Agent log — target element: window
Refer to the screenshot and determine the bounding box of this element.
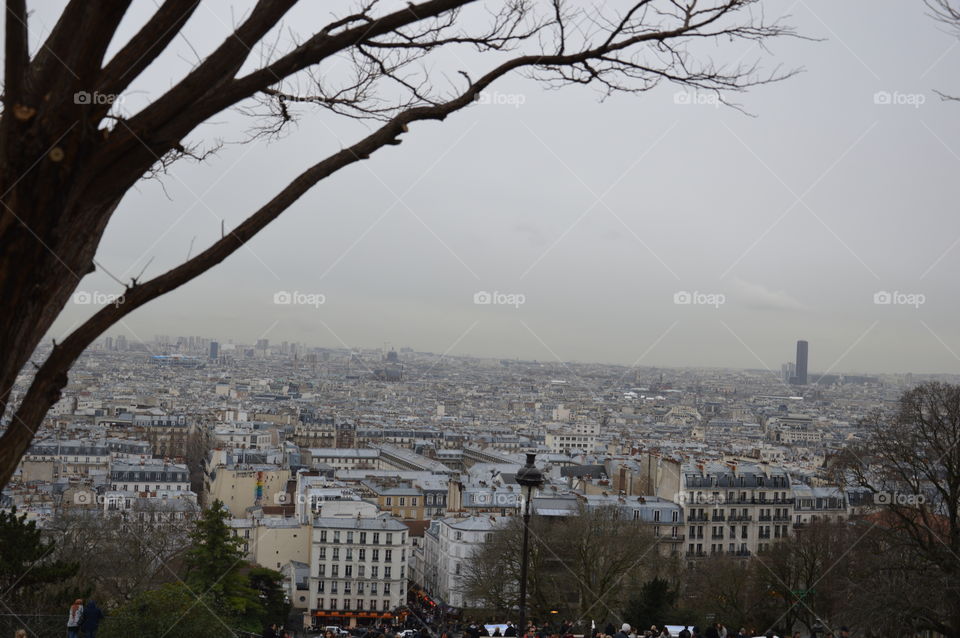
[455,531,462,541]
[331,582,338,593]
[332,565,339,577]
[399,497,405,506]
[359,565,365,578]
[386,533,393,544]
[357,600,364,611]
[319,565,326,577]
[345,565,353,577]
[357,582,364,594]
[319,547,326,559]
[372,549,379,561]
[370,583,377,595]
[373,533,380,544]
[333,548,339,560]
[386,497,392,506]
[318,581,325,592]
[455,562,461,575]
[346,548,353,561]
[359,549,366,560]
[412,497,418,506]
[333,531,340,544]
[330,599,337,610]
[360,532,366,543]
[654,510,661,522]
[384,583,391,595]
[385,550,392,562]
[382,600,390,611]
[672,510,679,522]
[347,531,354,544]
[384,567,391,579]
[371,566,379,578]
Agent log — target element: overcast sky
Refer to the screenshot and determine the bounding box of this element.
[38,1,960,375]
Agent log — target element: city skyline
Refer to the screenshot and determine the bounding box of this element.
[37,0,960,377]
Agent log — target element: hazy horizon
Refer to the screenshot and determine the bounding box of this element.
[39,0,960,377]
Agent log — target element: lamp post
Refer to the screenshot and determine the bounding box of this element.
[516,452,544,636]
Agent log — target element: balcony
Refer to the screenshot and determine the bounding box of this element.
[758,515,771,522]
[688,513,709,522]
[711,514,726,522]
[685,551,707,558]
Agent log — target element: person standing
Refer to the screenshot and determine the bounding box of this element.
[67,599,84,638]
[615,624,632,638]
[80,600,104,638]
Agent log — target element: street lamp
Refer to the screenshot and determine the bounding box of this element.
[516,452,545,636]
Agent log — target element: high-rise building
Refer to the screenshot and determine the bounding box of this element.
[794,340,808,385]
[209,341,219,360]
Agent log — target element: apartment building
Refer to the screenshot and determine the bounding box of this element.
[307,515,409,627]
[680,461,793,558]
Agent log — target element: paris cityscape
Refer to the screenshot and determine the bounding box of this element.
[1,2,959,638]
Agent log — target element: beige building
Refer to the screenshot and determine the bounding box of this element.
[206,452,291,515]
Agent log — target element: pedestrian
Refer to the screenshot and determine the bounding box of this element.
[67,599,84,638]
[494,629,502,637]
[605,624,617,637]
[718,626,727,638]
[80,600,104,638]
[505,623,517,637]
[615,624,631,638]
[660,627,671,638]
[705,625,719,638]
[16,630,27,638]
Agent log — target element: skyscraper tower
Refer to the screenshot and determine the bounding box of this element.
[795,340,808,385]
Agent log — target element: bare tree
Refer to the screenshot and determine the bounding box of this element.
[0,0,799,488]
[840,382,960,638]
[927,0,960,100]
[461,505,661,623]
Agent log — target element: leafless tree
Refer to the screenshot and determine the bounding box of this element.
[0,0,799,488]
[47,504,195,606]
[461,505,662,622]
[926,0,960,99]
[840,382,960,638]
